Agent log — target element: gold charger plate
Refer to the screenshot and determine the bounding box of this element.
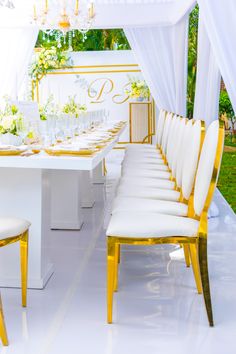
[44,148,98,157]
[0,149,26,156]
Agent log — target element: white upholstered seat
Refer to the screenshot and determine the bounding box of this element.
[122,163,169,172]
[117,185,180,201]
[126,144,158,152]
[122,157,165,166]
[112,197,188,216]
[119,177,175,190]
[0,217,31,239]
[106,211,199,238]
[122,169,171,179]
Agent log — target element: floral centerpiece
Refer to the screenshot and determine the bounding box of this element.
[30,47,71,83]
[125,78,150,101]
[0,98,25,145]
[62,95,87,118]
[39,94,60,120]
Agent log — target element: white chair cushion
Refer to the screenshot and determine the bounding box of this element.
[125,150,162,157]
[0,217,30,239]
[106,211,199,238]
[126,144,158,151]
[119,177,175,190]
[122,163,169,172]
[112,197,188,216]
[122,157,165,166]
[122,169,171,180]
[116,185,180,201]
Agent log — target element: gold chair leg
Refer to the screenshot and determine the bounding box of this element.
[103,159,107,176]
[107,238,115,324]
[189,243,202,294]
[117,244,121,264]
[198,238,214,326]
[20,230,29,308]
[114,244,119,292]
[183,244,191,267]
[0,296,8,346]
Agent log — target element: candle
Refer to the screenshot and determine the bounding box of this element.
[33,4,37,20]
[75,0,79,16]
[44,0,48,14]
[88,2,94,19]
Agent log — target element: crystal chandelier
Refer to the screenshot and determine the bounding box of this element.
[33,0,95,42]
[0,0,15,8]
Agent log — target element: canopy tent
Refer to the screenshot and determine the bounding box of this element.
[0,0,236,124]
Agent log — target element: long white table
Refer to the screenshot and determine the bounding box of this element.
[0,124,126,289]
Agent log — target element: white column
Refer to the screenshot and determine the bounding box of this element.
[0,168,53,289]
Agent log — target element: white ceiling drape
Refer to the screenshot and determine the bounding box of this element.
[198,0,236,113]
[193,14,221,126]
[125,15,189,116]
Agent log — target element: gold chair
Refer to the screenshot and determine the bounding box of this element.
[0,219,30,346]
[106,120,224,326]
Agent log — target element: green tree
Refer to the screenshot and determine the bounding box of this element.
[187,5,199,118]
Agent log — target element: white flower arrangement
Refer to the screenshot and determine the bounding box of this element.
[0,98,24,136]
[30,47,70,83]
[39,94,60,120]
[62,95,87,118]
[125,77,150,100]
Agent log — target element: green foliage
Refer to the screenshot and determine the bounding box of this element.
[219,91,234,118]
[36,29,130,52]
[187,5,199,118]
[218,151,236,212]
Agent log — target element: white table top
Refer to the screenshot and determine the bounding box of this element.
[0,124,126,171]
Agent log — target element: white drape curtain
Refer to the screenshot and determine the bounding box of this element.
[0,27,38,103]
[193,14,221,126]
[198,0,236,113]
[125,15,189,116]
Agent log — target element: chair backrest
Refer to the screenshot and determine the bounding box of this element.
[166,115,180,166]
[181,120,205,200]
[171,118,187,176]
[193,120,225,217]
[161,113,173,155]
[157,110,166,146]
[176,120,193,188]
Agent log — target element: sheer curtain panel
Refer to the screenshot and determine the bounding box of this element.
[193,15,221,126]
[0,27,38,103]
[125,16,189,116]
[198,0,236,113]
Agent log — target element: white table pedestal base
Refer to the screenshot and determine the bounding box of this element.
[80,171,95,208]
[50,171,84,230]
[93,161,105,184]
[0,168,53,289]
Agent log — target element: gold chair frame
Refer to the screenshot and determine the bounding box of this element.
[107,121,224,326]
[0,230,29,346]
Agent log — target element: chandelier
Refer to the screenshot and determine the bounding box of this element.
[0,0,15,8]
[33,1,95,42]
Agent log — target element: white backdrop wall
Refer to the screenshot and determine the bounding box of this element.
[37,50,146,141]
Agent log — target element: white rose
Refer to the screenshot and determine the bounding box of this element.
[1,116,14,130]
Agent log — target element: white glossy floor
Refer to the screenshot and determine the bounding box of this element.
[1,150,236,354]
